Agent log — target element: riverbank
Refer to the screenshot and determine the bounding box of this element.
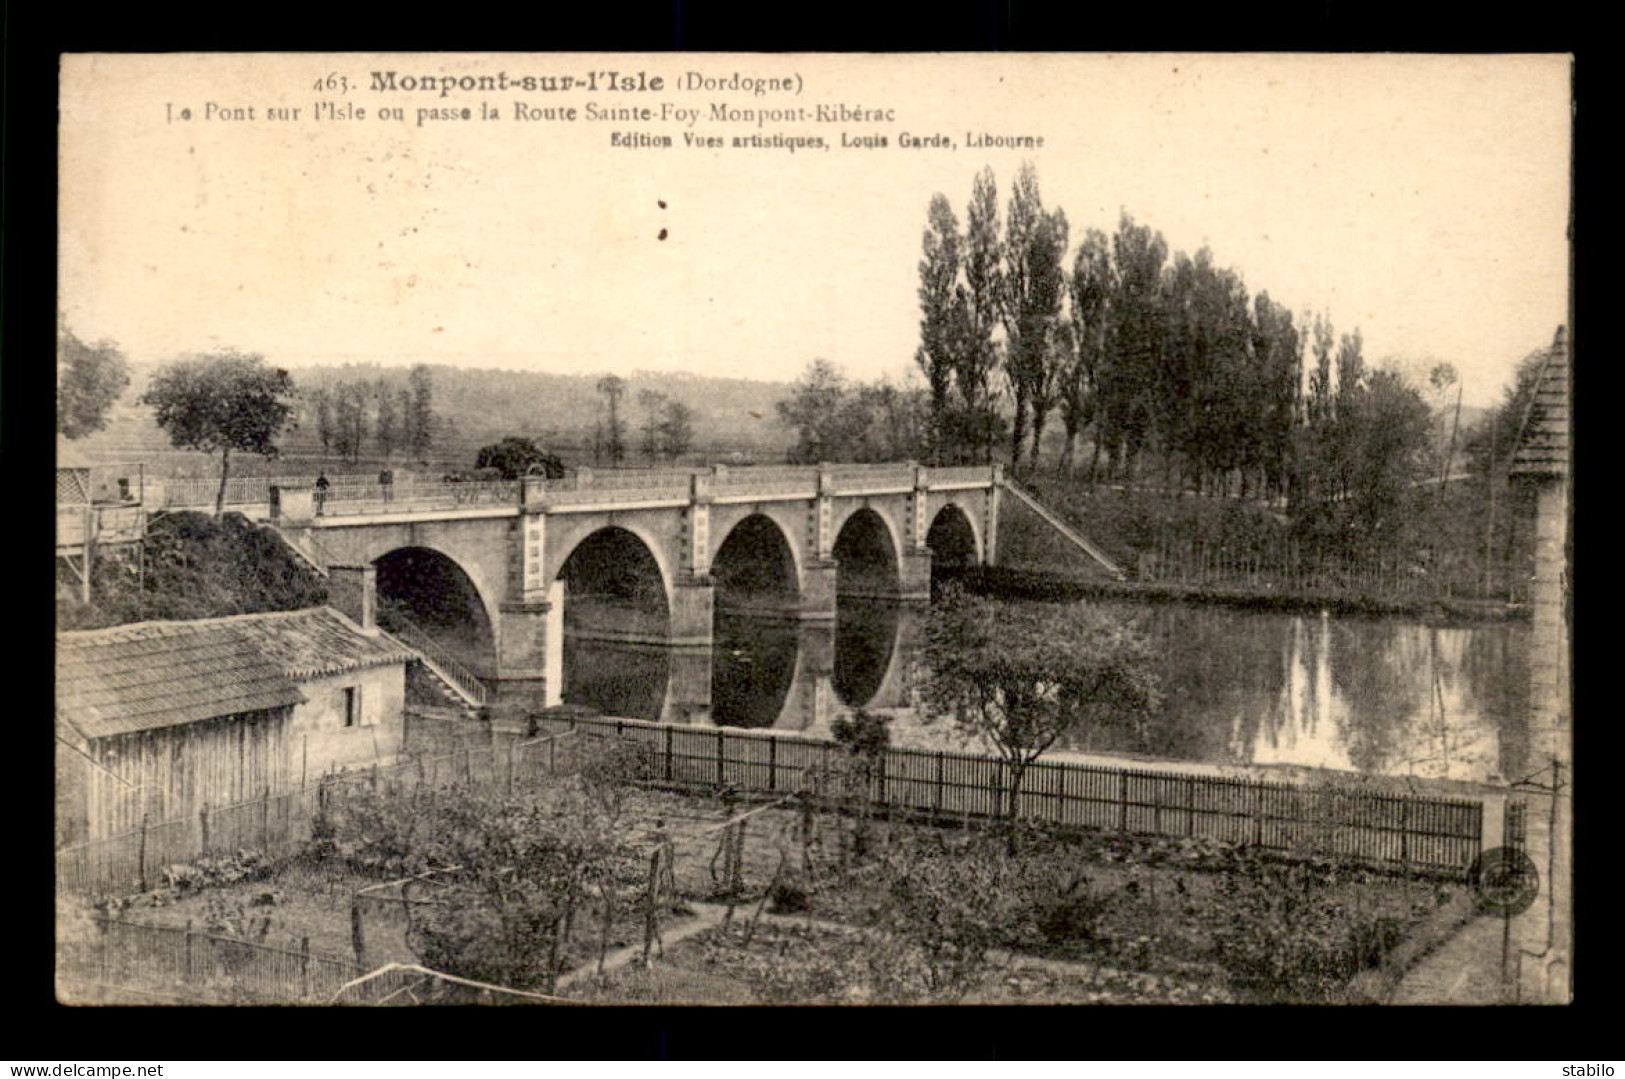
[955,565,1524,625]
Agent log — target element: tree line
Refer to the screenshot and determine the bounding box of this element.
[306,366,437,464]
[908,162,1350,499]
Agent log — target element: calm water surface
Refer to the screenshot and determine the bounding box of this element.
[562,597,1530,785]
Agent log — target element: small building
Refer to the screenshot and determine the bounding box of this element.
[56,579,414,845]
[56,438,145,507]
[1506,323,1572,1005]
[56,440,147,603]
[1509,325,1571,762]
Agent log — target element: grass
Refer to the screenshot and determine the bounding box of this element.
[991,477,1521,622]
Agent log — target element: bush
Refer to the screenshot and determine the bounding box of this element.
[1209,862,1376,1003]
[767,877,811,915]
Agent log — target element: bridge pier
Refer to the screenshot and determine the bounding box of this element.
[800,558,839,619]
[670,578,715,646]
[492,583,564,719]
[662,647,714,725]
[898,550,933,601]
[775,621,836,731]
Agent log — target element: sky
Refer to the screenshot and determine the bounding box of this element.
[59,53,1572,407]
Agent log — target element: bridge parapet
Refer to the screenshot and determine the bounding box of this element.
[541,481,692,508]
[556,468,696,492]
[713,472,818,498]
[923,465,998,487]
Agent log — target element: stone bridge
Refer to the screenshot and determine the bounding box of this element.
[268,463,1005,717]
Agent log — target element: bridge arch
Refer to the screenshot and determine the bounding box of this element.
[712,513,802,614]
[832,505,902,598]
[553,525,672,640]
[926,503,982,571]
[372,545,500,677]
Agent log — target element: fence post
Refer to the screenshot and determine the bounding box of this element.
[185,919,194,979]
[1400,797,1411,866]
[199,803,211,854]
[934,751,945,815]
[262,783,272,850]
[768,737,777,793]
[642,847,662,964]
[350,901,366,965]
[716,728,726,788]
[1186,778,1196,837]
[665,725,674,782]
[732,819,748,895]
[137,810,149,893]
[1253,781,1265,847]
[1118,773,1128,832]
[299,936,311,1001]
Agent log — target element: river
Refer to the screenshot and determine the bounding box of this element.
[561,596,1530,786]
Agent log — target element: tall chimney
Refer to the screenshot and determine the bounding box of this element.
[327,564,377,632]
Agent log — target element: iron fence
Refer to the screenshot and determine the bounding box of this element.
[531,714,1486,877]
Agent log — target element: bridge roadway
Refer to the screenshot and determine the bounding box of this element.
[219,463,1007,718]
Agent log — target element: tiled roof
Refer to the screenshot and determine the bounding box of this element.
[56,608,415,738]
[231,608,417,680]
[1511,328,1570,478]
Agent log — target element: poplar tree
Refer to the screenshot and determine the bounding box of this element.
[1062,229,1113,478]
[958,168,1004,464]
[916,193,962,463]
[1000,164,1068,471]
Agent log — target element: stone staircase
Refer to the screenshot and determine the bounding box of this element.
[406,662,485,724]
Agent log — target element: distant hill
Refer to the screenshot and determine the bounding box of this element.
[62,362,799,476]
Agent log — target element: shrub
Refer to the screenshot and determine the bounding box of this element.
[767,876,811,915]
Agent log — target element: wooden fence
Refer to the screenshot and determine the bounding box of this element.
[531,714,1485,877]
[56,915,434,1005]
[56,731,584,899]
[1132,534,1520,604]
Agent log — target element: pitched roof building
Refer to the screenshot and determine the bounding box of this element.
[1510,327,1571,478]
[56,608,413,738]
[1506,324,1572,1005]
[56,606,416,843]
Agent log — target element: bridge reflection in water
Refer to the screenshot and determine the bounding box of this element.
[559,598,922,733]
[563,595,1526,785]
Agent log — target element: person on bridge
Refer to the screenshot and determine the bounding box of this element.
[315,472,330,516]
[379,467,394,502]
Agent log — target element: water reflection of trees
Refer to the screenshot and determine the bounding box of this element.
[1045,600,1518,783]
[834,599,902,708]
[560,638,670,722]
[1070,601,1287,761]
[712,614,799,729]
[1326,620,1526,780]
[1327,618,1431,775]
